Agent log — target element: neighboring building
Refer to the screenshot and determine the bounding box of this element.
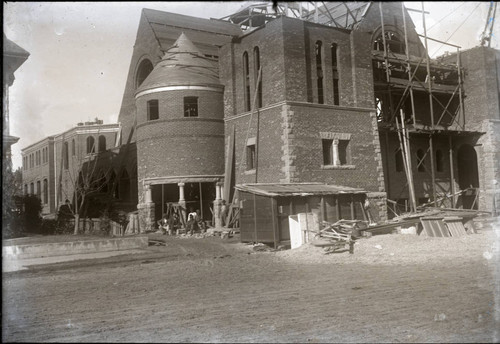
[3,34,29,166]
[3,35,29,233]
[21,119,121,217]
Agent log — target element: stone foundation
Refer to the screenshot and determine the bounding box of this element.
[367,191,388,223]
[137,202,155,232]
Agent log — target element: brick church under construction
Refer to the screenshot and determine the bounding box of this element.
[22,2,500,242]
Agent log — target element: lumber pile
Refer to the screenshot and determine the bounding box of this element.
[311,220,365,254]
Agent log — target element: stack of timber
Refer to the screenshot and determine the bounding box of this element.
[360,207,488,237]
[311,220,364,254]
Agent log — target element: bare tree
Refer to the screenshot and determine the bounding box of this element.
[59,132,112,234]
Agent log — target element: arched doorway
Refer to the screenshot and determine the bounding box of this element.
[457,144,479,209]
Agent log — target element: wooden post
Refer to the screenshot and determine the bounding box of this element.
[271,197,278,248]
[320,196,325,223]
[402,2,417,127]
[429,134,437,204]
[449,135,456,207]
[457,47,465,129]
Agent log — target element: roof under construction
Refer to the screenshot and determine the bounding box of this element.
[142,8,242,55]
[235,183,366,197]
[135,32,221,96]
[218,1,370,30]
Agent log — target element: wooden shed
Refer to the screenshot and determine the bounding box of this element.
[234,183,368,247]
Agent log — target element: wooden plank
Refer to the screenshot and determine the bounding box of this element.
[443,216,467,237]
[420,219,436,237]
[435,220,450,237]
[223,125,235,203]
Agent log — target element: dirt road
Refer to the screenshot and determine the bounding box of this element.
[2,229,499,343]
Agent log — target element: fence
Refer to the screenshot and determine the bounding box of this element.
[69,218,124,236]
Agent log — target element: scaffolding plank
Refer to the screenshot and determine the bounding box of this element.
[420,217,450,237]
[443,216,467,237]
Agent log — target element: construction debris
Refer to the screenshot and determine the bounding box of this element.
[359,206,489,238]
[311,220,364,254]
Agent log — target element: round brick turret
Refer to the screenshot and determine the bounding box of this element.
[135,32,225,184]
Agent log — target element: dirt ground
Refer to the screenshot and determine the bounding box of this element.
[2,220,500,343]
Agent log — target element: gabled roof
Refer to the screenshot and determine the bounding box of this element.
[135,32,221,95]
[235,183,366,197]
[142,8,242,54]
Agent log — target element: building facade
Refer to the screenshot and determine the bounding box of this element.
[21,119,121,217]
[113,2,499,230]
[22,2,500,231]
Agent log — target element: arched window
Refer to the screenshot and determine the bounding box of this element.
[24,184,28,195]
[395,148,404,172]
[315,40,324,104]
[43,179,48,204]
[63,142,69,170]
[30,182,34,194]
[331,43,339,105]
[373,31,405,54]
[71,139,75,156]
[98,135,106,152]
[253,47,262,108]
[36,180,41,198]
[417,149,426,172]
[87,136,95,154]
[243,52,251,111]
[436,149,444,172]
[135,59,153,88]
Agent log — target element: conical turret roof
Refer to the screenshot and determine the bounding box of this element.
[136,32,221,95]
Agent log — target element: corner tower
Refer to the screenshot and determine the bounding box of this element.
[135,32,225,229]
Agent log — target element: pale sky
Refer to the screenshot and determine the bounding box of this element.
[4,2,499,170]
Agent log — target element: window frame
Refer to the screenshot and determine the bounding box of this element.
[183,96,199,117]
[147,99,159,121]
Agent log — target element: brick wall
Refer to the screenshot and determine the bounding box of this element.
[458,47,500,131]
[21,139,54,215]
[117,12,164,144]
[136,89,225,186]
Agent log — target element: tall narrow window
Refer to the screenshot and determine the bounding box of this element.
[98,135,106,152]
[36,181,41,198]
[147,99,159,121]
[63,142,69,170]
[30,182,34,195]
[315,41,324,104]
[331,43,339,105]
[43,179,48,204]
[72,139,75,156]
[322,139,333,165]
[87,136,95,154]
[24,184,28,195]
[243,52,251,111]
[184,97,198,117]
[436,149,444,172]
[417,149,426,172]
[254,47,262,108]
[246,144,256,170]
[338,140,349,165]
